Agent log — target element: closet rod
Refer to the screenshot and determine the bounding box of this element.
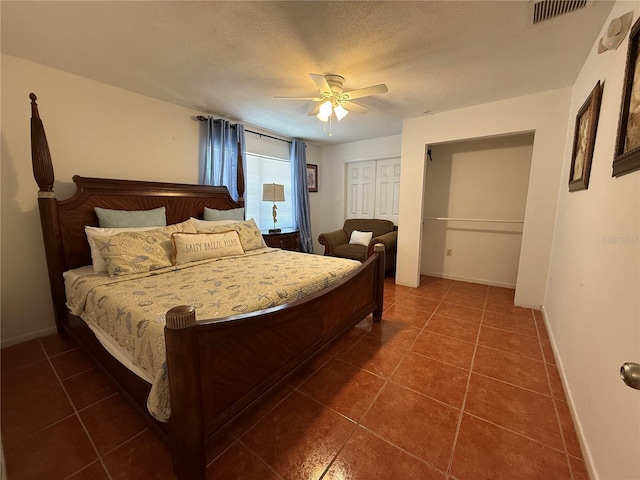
[424,217,524,224]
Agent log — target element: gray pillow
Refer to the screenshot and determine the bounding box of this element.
[94,206,167,228]
[203,207,245,222]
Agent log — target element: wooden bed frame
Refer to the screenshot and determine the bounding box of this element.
[29,94,385,479]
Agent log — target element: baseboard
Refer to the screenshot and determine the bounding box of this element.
[1,326,58,349]
[540,306,597,480]
[420,271,516,289]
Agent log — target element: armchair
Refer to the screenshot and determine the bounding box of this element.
[318,218,397,275]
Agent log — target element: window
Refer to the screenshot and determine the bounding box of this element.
[245,152,293,230]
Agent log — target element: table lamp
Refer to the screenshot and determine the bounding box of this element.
[262,183,285,233]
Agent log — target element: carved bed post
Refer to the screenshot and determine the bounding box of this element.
[373,243,385,323]
[30,93,67,334]
[164,306,205,480]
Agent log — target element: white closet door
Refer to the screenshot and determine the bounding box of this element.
[346,161,376,219]
[374,157,401,225]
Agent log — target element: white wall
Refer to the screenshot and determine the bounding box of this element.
[422,134,533,287]
[544,2,640,479]
[0,54,320,346]
[1,54,204,345]
[398,88,572,308]
[314,135,402,253]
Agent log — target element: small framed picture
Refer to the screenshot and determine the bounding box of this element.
[613,16,640,177]
[568,81,602,192]
[306,164,318,192]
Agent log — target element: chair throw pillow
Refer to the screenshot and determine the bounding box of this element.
[349,230,373,247]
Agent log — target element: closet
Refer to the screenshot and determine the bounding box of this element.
[346,158,401,225]
[421,133,534,288]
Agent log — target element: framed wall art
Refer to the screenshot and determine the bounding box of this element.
[569,81,602,192]
[613,16,640,177]
[306,164,318,192]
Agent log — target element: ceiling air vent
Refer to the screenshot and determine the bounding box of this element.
[532,0,587,24]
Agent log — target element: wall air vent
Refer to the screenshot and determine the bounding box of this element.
[532,0,587,24]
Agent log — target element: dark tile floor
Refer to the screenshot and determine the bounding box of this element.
[1,276,588,479]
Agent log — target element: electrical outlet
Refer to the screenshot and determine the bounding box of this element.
[446,249,453,257]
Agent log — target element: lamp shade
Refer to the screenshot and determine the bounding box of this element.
[262,183,285,202]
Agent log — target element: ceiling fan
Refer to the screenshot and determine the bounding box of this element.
[275,73,388,125]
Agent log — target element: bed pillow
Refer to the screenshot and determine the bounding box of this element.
[196,218,266,251]
[94,206,167,228]
[171,231,244,265]
[86,225,160,274]
[189,217,241,230]
[203,207,244,222]
[94,220,196,276]
[349,230,374,247]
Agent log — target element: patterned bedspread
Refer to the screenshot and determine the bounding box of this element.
[66,248,361,421]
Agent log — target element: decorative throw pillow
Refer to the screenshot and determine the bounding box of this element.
[171,231,245,265]
[86,225,160,274]
[189,217,241,230]
[349,230,374,247]
[196,218,266,251]
[94,206,167,228]
[94,220,196,276]
[203,207,244,222]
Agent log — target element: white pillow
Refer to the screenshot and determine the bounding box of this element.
[349,230,373,247]
[85,225,159,273]
[189,217,241,230]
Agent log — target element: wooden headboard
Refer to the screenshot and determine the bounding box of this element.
[29,93,245,332]
[56,176,243,269]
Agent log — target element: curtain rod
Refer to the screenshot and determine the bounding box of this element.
[196,115,291,144]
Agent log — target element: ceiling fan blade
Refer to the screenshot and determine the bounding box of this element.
[342,84,388,100]
[309,73,332,95]
[274,96,323,101]
[342,101,370,114]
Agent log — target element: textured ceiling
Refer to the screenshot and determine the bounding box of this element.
[1,1,615,145]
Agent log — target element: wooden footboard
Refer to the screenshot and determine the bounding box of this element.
[165,246,385,479]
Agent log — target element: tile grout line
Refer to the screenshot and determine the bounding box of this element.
[320,286,443,479]
[223,319,370,477]
[234,438,286,480]
[38,340,115,480]
[461,411,569,456]
[444,289,488,480]
[534,313,577,480]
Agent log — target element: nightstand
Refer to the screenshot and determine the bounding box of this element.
[262,228,300,252]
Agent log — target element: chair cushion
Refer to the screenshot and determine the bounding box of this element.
[333,243,367,261]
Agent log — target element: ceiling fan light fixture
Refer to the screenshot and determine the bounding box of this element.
[316,112,329,122]
[334,104,349,121]
[317,101,332,122]
[277,73,388,133]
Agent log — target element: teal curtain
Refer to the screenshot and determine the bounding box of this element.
[290,139,313,253]
[200,118,245,201]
